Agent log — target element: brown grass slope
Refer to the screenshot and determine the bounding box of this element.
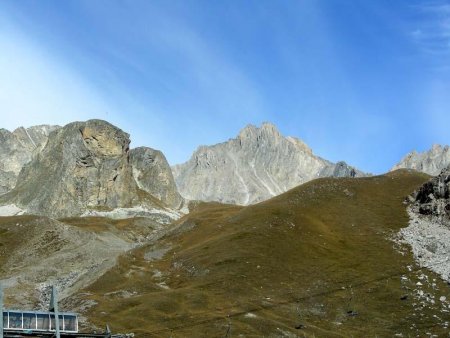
[0,215,165,309]
[75,170,450,337]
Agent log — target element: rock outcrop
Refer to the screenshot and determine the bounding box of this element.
[130,147,184,209]
[398,165,450,282]
[0,125,59,194]
[413,165,450,220]
[0,120,183,218]
[392,144,450,176]
[172,122,366,205]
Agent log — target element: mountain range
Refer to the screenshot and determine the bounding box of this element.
[1,119,450,336]
[392,144,450,176]
[1,119,449,214]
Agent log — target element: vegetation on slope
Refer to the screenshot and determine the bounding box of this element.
[63,171,450,336]
[4,171,440,337]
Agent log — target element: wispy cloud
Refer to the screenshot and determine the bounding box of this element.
[0,16,115,130]
[410,1,450,59]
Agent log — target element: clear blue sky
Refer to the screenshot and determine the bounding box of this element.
[1,0,449,174]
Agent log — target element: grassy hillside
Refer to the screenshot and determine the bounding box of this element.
[69,170,450,337]
[0,215,166,309]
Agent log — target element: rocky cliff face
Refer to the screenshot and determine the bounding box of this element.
[0,120,183,218]
[0,125,59,194]
[413,165,450,219]
[398,165,450,282]
[130,147,184,209]
[1,120,139,217]
[392,144,450,176]
[172,123,365,205]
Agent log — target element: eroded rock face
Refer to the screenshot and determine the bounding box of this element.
[1,120,140,217]
[413,165,450,219]
[392,144,450,176]
[0,125,59,194]
[130,147,184,209]
[172,123,366,205]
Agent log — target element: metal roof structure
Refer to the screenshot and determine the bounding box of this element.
[0,285,112,338]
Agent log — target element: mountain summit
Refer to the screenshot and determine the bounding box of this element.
[0,120,184,218]
[172,122,366,205]
[392,144,450,176]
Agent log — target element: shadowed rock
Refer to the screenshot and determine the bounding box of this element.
[413,165,450,219]
[130,147,184,209]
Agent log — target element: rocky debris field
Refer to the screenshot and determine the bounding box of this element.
[394,165,450,333]
[398,165,450,283]
[399,208,450,282]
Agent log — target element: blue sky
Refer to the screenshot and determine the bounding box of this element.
[1,0,449,174]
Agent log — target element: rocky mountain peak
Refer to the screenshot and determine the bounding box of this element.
[0,119,185,218]
[392,144,450,176]
[0,124,59,194]
[80,120,130,157]
[173,122,366,205]
[260,121,281,135]
[237,122,282,146]
[12,125,60,150]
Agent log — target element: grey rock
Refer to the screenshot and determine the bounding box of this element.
[399,164,450,282]
[0,125,59,194]
[172,122,366,205]
[319,161,358,178]
[0,170,16,195]
[0,120,147,217]
[392,144,450,176]
[130,147,184,209]
[397,166,450,283]
[413,165,450,220]
[398,209,450,283]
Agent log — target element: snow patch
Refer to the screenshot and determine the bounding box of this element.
[0,204,25,216]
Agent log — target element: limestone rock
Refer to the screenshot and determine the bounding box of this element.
[0,170,16,195]
[319,161,358,178]
[130,147,184,209]
[0,120,187,219]
[392,144,450,176]
[172,122,366,205]
[0,125,59,193]
[1,120,142,217]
